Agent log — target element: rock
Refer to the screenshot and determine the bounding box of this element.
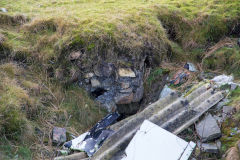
[213,115,223,125]
[85,72,94,79]
[211,74,234,87]
[52,127,66,144]
[215,98,230,111]
[225,147,240,160]
[197,141,219,153]
[222,106,235,120]
[196,114,221,142]
[159,85,175,99]
[101,78,114,90]
[120,82,130,89]
[216,140,221,149]
[102,63,115,77]
[69,51,81,60]
[91,78,101,88]
[120,88,133,93]
[114,92,134,104]
[132,84,144,102]
[118,68,136,78]
[231,83,238,90]
[0,8,7,13]
[199,72,217,80]
[96,90,117,112]
[94,63,115,77]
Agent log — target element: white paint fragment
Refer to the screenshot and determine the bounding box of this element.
[122,120,196,160]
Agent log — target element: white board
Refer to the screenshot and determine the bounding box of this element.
[122,120,195,160]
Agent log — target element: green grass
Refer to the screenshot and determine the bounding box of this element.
[1,0,240,63]
[0,63,105,158]
[203,40,240,77]
[1,0,240,158]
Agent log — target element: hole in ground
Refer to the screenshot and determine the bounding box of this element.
[91,88,107,98]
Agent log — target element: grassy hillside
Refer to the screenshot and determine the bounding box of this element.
[0,0,240,159]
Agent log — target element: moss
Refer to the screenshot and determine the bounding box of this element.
[203,44,240,77]
[59,85,106,132]
[0,139,32,160]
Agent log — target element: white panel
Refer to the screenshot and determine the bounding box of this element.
[122,120,195,160]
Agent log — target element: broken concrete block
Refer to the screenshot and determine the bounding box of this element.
[118,68,136,77]
[196,114,221,142]
[197,141,219,153]
[222,106,235,120]
[52,127,66,144]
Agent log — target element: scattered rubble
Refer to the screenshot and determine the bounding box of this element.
[170,70,190,85]
[91,83,224,160]
[211,74,234,87]
[56,73,240,159]
[215,98,230,111]
[196,114,221,142]
[222,106,236,120]
[159,85,175,99]
[52,127,67,145]
[197,141,220,154]
[63,112,119,157]
[184,62,197,72]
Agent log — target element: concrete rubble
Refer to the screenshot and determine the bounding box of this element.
[197,141,220,154]
[54,73,240,160]
[196,114,221,142]
[222,106,235,120]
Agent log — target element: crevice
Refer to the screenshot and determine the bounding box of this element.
[91,88,107,98]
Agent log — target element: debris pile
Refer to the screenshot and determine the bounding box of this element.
[53,61,240,160]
